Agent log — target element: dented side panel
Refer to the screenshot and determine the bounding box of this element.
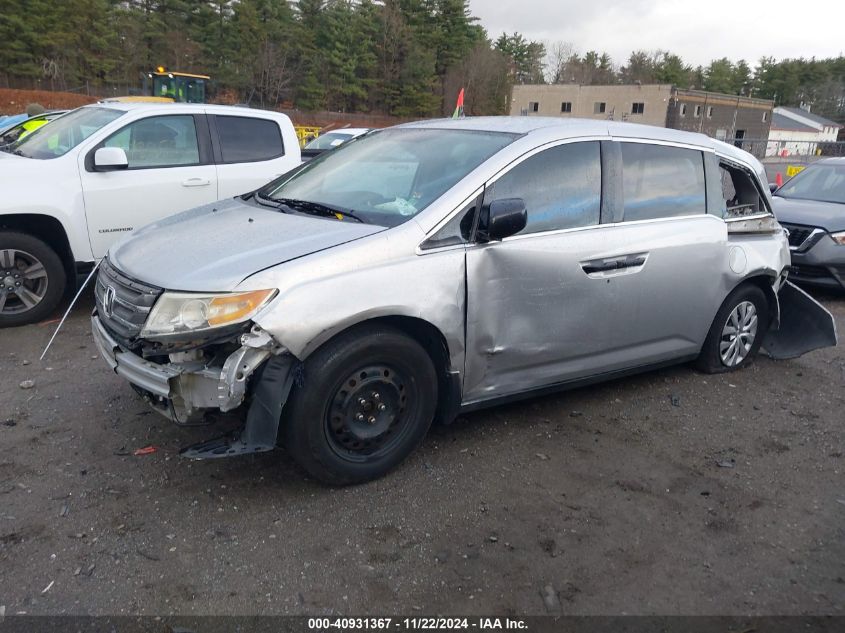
[463,216,729,403]
[246,221,467,374]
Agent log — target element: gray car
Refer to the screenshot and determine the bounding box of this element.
[771,158,845,290]
[91,117,836,484]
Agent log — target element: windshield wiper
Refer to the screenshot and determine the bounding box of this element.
[271,197,365,223]
[252,190,291,211]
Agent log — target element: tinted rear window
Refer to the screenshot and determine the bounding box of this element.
[621,143,705,221]
[216,116,283,163]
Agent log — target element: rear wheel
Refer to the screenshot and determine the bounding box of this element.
[696,284,769,374]
[282,324,438,485]
[0,231,66,328]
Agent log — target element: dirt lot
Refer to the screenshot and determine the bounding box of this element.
[0,89,97,115]
[0,289,843,616]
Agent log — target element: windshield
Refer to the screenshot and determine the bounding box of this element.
[8,107,124,159]
[777,163,845,204]
[262,128,518,226]
[305,132,356,150]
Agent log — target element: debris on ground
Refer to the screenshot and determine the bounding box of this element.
[2,419,15,427]
[19,380,35,390]
[716,459,736,469]
[535,453,549,461]
[41,580,54,594]
[670,394,681,407]
[540,584,561,614]
[133,446,158,456]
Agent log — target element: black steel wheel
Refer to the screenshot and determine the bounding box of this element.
[283,324,438,485]
[0,231,66,328]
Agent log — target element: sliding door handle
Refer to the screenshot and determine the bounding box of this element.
[581,254,648,275]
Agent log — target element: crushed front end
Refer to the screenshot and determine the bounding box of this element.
[91,259,296,458]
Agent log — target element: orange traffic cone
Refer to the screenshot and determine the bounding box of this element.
[776,172,783,188]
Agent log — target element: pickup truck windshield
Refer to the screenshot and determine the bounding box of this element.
[8,107,124,160]
[262,128,518,226]
[304,131,356,150]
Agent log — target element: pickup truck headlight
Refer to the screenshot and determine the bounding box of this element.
[831,231,845,245]
[140,289,277,337]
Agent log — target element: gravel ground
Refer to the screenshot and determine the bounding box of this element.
[0,289,843,616]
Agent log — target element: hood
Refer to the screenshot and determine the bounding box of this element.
[0,151,27,162]
[771,196,845,233]
[110,197,385,291]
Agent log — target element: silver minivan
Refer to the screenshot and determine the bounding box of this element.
[91,117,836,484]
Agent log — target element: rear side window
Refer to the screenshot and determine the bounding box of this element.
[720,162,766,216]
[621,143,705,221]
[485,141,601,235]
[216,116,283,163]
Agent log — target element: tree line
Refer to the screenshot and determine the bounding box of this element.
[0,0,843,122]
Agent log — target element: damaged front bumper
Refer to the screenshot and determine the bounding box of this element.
[91,314,299,459]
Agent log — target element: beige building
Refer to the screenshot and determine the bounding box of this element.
[510,84,673,127]
[510,84,774,157]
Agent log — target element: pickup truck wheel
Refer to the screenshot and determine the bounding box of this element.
[0,231,66,328]
[283,324,438,485]
[696,284,769,374]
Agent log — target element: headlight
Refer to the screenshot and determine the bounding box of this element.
[831,231,845,245]
[140,289,277,337]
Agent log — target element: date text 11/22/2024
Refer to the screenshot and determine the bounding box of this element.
[308,618,528,630]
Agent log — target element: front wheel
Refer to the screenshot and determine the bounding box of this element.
[282,324,438,485]
[0,231,67,328]
[696,284,769,374]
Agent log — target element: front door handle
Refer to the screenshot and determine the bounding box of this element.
[581,254,648,275]
[182,177,211,187]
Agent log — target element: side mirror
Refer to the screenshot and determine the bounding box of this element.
[769,183,779,193]
[94,147,128,171]
[482,198,527,241]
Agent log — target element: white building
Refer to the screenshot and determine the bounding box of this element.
[766,106,842,157]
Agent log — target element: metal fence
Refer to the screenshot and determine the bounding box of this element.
[718,138,845,183]
[724,138,845,160]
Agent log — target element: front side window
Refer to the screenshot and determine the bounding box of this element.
[261,128,517,227]
[621,143,706,221]
[9,107,124,160]
[484,142,601,235]
[217,116,283,163]
[104,115,199,168]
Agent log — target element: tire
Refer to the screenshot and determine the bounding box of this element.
[0,231,66,328]
[695,284,769,374]
[282,324,438,485]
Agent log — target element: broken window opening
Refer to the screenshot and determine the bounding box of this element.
[719,161,766,218]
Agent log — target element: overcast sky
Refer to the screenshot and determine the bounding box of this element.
[469,0,845,68]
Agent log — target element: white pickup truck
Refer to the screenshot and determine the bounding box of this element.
[0,102,301,326]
